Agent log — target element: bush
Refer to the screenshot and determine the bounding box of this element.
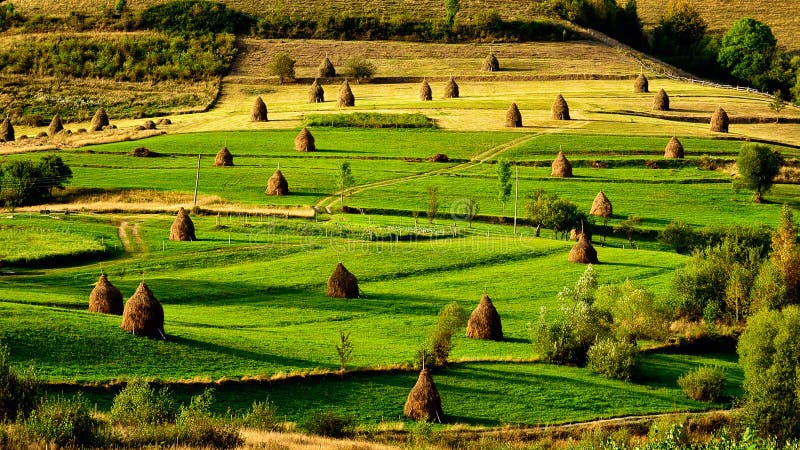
[677,366,725,402]
[595,281,671,342]
[177,389,242,449]
[659,219,697,254]
[140,0,255,35]
[586,338,639,381]
[109,380,175,426]
[416,301,467,367]
[303,411,355,438]
[241,399,280,431]
[344,56,376,82]
[25,393,104,448]
[267,52,296,84]
[305,112,435,128]
[0,343,41,423]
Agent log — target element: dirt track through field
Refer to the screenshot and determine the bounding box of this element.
[117,220,147,254]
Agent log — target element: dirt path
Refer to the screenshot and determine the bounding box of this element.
[116,219,147,254]
[117,221,134,253]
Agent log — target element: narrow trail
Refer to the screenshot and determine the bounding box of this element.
[117,221,134,253]
[116,219,147,255]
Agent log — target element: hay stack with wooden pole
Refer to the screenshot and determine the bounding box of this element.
[551,151,573,177]
[551,94,570,120]
[266,168,289,196]
[419,79,432,101]
[121,281,165,340]
[169,207,196,241]
[0,118,13,142]
[214,147,234,166]
[505,102,522,127]
[294,128,316,152]
[403,368,444,422]
[308,79,325,103]
[466,294,503,341]
[326,262,359,298]
[337,80,355,107]
[88,273,123,315]
[443,76,459,99]
[710,107,729,133]
[90,108,109,131]
[482,53,500,72]
[653,88,669,111]
[251,96,268,121]
[48,114,64,136]
[318,56,336,78]
[590,192,613,245]
[664,136,684,158]
[634,73,649,93]
[569,234,599,264]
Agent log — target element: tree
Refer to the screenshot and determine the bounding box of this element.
[769,90,786,123]
[652,0,707,54]
[496,159,512,219]
[659,219,696,253]
[735,143,783,203]
[614,215,642,249]
[344,56,375,83]
[451,198,479,227]
[718,18,777,87]
[335,330,353,371]
[523,190,583,239]
[38,155,72,196]
[444,0,459,29]
[267,52,296,84]
[771,205,800,304]
[417,302,466,368]
[336,161,354,209]
[426,186,439,225]
[0,160,44,207]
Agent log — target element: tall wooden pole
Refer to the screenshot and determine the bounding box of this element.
[513,166,518,236]
[193,154,201,207]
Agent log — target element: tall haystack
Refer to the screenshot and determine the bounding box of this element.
[505,102,522,127]
[251,96,268,121]
[664,136,684,158]
[404,368,444,422]
[0,118,14,142]
[90,108,109,132]
[419,79,432,101]
[121,281,165,340]
[308,79,325,103]
[443,76,459,99]
[318,56,336,78]
[653,89,669,111]
[710,107,729,133]
[169,207,196,241]
[482,53,500,72]
[266,169,289,196]
[551,94,570,120]
[47,114,64,136]
[295,128,316,152]
[337,80,355,107]
[214,146,234,166]
[466,294,503,341]
[326,262,359,298]
[88,273,123,315]
[569,234,599,264]
[551,151,573,177]
[590,191,612,219]
[634,73,649,93]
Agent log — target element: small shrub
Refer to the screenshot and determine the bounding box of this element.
[303,411,355,438]
[344,56,376,82]
[109,380,175,426]
[25,393,103,448]
[267,52,296,84]
[660,219,697,254]
[586,338,639,381]
[177,389,242,449]
[678,366,725,402]
[241,399,280,431]
[416,301,467,368]
[0,343,41,422]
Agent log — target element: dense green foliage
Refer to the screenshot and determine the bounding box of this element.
[25,393,102,448]
[140,1,255,35]
[267,52,295,84]
[677,365,725,402]
[418,301,467,367]
[718,18,778,89]
[0,343,40,423]
[550,0,645,49]
[586,337,639,381]
[735,143,783,203]
[305,113,435,128]
[343,56,376,81]
[595,281,671,343]
[303,411,356,438]
[109,380,176,426]
[176,389,242,449]
[524,189,586,238]
[0,155,72,207]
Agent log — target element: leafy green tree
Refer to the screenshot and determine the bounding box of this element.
[769,90,786,122]
[659,219,696,254]
[0,160,44,207]
[426,186,439,225]
[735,143,783,203]
[0,342,41,422]
[771,205,800,304]
[524,190,583,239]
[652,0,707,54]
[336,161,354,209]
[718,18,777,88]
[614,215,642,248]
[417,302,467,368]
[496,159,512,218]
[38,155,72,196]
[268,52,296,84]
[335,330,353,371]
[344,56,376,83]
[444,0,459,28]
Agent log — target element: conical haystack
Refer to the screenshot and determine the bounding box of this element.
[169,207,196,241]
[0,118,14,142]
[653,88,669,111]
[88,273,123,315]
[443,77,459,99]
[482,53,500,72]
[664,136,684,158]
[551,151,573,177]
[251,96,268,121]
[590,191,612,218]
[710,107,729,133]
[466,294,503,341]
[404,368,444,422]
[47,114,64,136]
[419,79,432,101]
[308,79,325,103]
[634,73,649,93]
[318,56,336,78]
[569,235,599,264]
[505,102,522,127]
[214,147,234,166]
[337,80,355,107]
[266,169,289,196]
[294,128,316,152]
[326,262,359,298]
[121,282,165,339]
[551,94,570,120]
[90,108,109,132]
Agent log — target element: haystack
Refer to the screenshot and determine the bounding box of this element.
[551,94,570,120]
[569,234,599,264]
[47,114,64,136]
[294,128,316,152]
[88,273,123,315]
[214,147,234,166]
[664,136,684,158]
[403,368,444,422]
[157,118,172,125]
[250,96,268,121]
[337,80,355,107]
[590,191,612,218]
[443,76,459,99]
[634,73,649,93]
[326,262,359,298]
[427,154,449,162]
[121,282,165,339]
[466,294,503,341]
[505,102,522,127]
[653,89,669,111]
[308,79,325,103]
[266,169,289,196]
[128,147,159,157]
[710,107,729,133]
[143,120,157,130]
[90,108,109,131]
[419,79,432,101]
[482,53,500,72]
[0,118,14,142]
[551,151,573,177]
[169,207,196,241]
[318,56,336,78]
[570,228,593,241]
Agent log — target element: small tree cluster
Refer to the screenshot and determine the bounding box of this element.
[268,52,296,84]
[0,155,72,208]
[344,56,376,83]
[734,143,783,203]
[524,189,586,238]
[417,302,467,368]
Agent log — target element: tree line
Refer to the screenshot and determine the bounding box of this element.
[0,156,72,208]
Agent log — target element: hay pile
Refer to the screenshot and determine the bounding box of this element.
[653,89,669,111]
[214,147,234,166]
[266,169,289,196]
[551,94,570,120]
[143,120,157,130]
[88,273,123,315]
[404,368,444,422]
[121,282,165,339]
[0,118,14,142]
[570,228,593,241]
[466,294,503,341]
[664,136,684,158]
[326,262,359,298]
[710,107,729,133]
[551,151,573,177]
[157,118,172,126]
[482,53,500,72]
[427,154,449,162]
[419,79,432,101]
[295,128,316,152]
[590,191,612,218]
[308,79,325,103]
[169,207,196,241]
[48,114,64,136]
[337,80,355,107]
[90,108,109,131]
[128,147,159,157]
[634,73,649,93]
[251,96,268,121]
[443,76,459,98]
[505,102,522,127]
[318,56,336,78]
[569,234,599,264]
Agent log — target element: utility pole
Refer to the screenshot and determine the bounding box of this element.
[513,165,518,236]
[193,154,201,207]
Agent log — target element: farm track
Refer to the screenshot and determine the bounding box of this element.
[116,219,147,254]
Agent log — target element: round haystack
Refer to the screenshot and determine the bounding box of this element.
[326,262,359,298]
[169,207,196,241]
[634,73,649,93]
[250,96,268,121]
[551,94,570,120]
[710,107,729,133]
[143,120,157,130]
[0,118,14,142]
[653,89,669,111]
[403,369,444,423]
[443,77,459,99]
[90,108,109,132]
[157,118,172,125]
[482,53,500,72]
[308,79,325,103]
[427,153,449,162]
[294,128,316,152]
[88,273,123,315]
[128,147,159,157]
[318,56,336,78]
[214,146,234,166]
[47,114,64,136]
[121,282,165,339]
[505,102,522,127]
[266,169,289,196]
[337,80,355,107]
[590,191,612,218]
[569,235,599,264]
[551,151,573,177]
[664,136,684,158]
[466,294,503,341]
[419,79,432,101]
[570,228,593,241]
